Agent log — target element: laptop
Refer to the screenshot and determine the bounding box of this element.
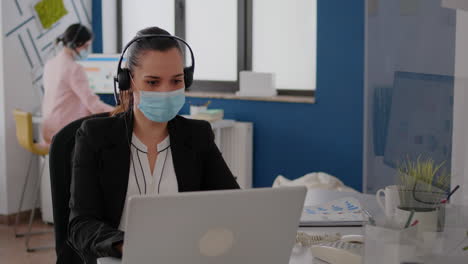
[112,186,306,264]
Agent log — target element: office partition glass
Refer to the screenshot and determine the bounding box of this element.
[364,0,461,201]
[252,0,317,90]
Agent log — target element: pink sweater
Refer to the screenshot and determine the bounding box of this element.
[41,50,113,144]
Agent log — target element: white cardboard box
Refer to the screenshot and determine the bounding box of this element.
[237,71,277,97]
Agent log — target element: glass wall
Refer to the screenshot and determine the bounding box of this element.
[364,0,458,195]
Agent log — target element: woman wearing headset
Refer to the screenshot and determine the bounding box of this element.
[41,23,113,146]
[67,27,239,263]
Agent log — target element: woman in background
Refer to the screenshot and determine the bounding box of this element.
[41,23,113,145]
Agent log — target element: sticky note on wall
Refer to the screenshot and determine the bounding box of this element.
[34,0,68,29]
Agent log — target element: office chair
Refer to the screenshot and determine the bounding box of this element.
[12,109,54,252]
[50,112,109,264]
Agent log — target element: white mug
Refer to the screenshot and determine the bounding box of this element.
[376,185,400,217]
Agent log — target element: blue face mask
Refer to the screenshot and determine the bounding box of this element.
[74,49,89,60]
[137,88,186,123]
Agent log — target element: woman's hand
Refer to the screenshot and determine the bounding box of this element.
[115,242,124,254]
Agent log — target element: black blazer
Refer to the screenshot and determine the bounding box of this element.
[68,112,239,262]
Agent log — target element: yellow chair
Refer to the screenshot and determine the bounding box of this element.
[12,109,53,252]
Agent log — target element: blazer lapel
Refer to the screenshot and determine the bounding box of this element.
[102,114,201,225]
[168,116,201,192]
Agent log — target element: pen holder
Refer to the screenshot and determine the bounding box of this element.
[393,207,439,232]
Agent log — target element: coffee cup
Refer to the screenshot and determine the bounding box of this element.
[376,185,400,218]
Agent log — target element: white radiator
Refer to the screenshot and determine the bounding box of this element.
[217,122,253,189]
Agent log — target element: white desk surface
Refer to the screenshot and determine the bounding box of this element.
[97,189,380,264]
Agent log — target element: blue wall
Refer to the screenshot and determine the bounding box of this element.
[91,0,103,53]
[97,0,365,190]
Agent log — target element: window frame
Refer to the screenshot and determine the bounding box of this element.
[116,0,313,96]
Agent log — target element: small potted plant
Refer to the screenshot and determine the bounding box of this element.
[395,156,450,231]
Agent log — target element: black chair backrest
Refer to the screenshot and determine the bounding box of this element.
[49,113,109,263]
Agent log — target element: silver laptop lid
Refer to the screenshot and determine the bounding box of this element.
[122,186,306,264]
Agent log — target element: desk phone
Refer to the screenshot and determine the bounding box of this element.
[310,235,364,264]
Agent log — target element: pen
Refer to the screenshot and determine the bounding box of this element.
[441,185,460,204]
[362,208,375,226]
[446,185,460,201]
[404,210,415,228]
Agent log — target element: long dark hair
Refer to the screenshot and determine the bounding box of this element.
[56,23,92,49]
[112,27,184,115]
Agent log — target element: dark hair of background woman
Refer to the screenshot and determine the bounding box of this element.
[55,23,93,48]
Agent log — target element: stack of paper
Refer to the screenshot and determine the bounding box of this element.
[300,197,365,226]
[192,109,224,122]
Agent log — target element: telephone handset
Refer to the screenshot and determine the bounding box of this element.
[309,234,364,264]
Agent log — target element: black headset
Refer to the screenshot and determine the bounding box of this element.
[113,34,196,105]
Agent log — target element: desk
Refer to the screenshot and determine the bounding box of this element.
[290,190,379,264]
[98,190,381,264]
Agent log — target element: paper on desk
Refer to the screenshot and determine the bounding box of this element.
[300,197,365,226]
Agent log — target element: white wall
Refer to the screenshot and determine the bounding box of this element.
[0,0,7,214]
[102,1,117,53]
[451,9,468,205]
[0,0,91,215]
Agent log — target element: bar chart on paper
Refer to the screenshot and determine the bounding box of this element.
[300,197,365,226]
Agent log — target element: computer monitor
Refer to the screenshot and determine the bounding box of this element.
[384,71,454,169]
[76,54,122,94]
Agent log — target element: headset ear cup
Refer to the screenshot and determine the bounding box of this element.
[184,67,194,89]
[118,69,131,91]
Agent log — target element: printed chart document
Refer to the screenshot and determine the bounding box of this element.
[300,197,365,226]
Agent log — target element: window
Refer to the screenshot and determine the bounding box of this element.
[121,0,175,46]
[118,0,316,95]
[186,0,238,82]
[252,0,316,91]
